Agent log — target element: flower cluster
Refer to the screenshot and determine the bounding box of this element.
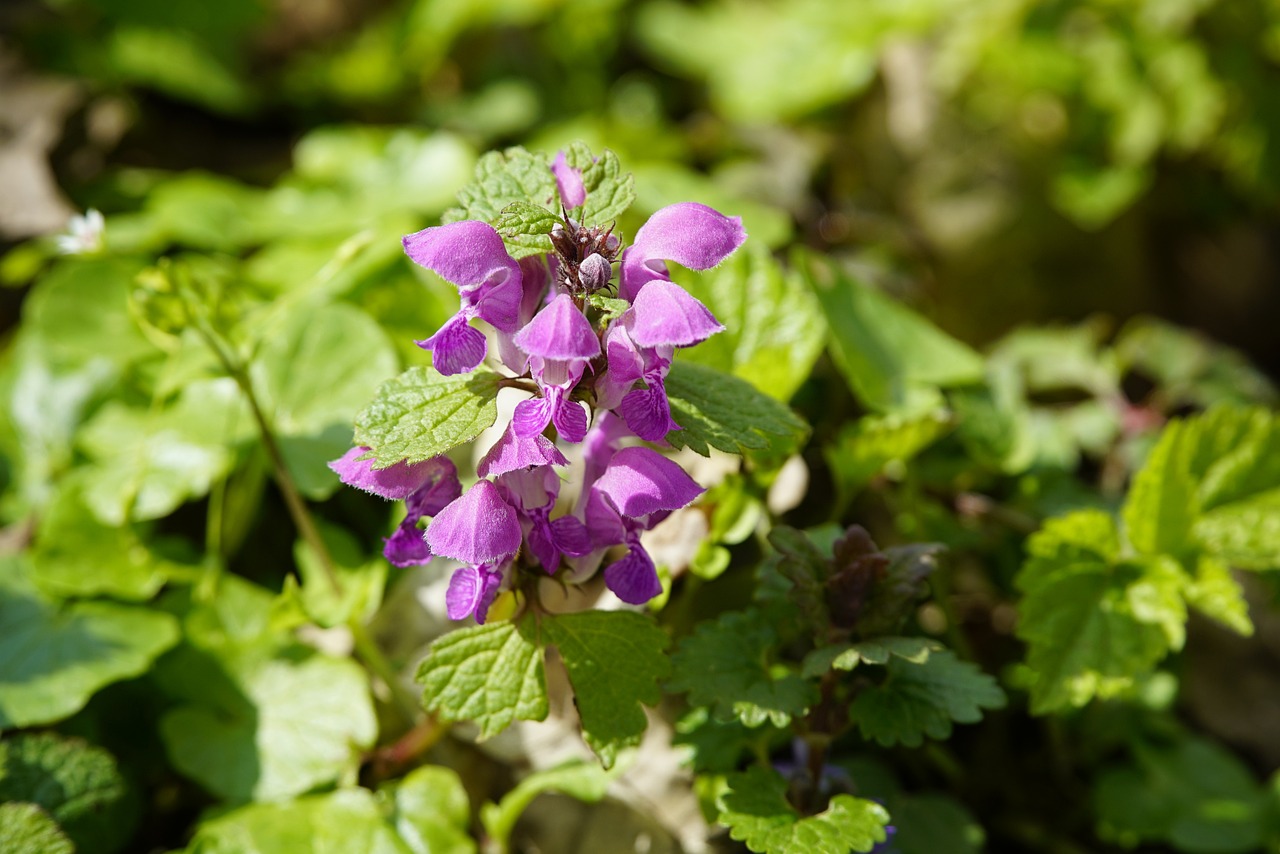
[332,152,745,623]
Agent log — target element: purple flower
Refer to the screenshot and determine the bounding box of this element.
[598,314,679,442]
[477,422,569,478]
[551,151,586,209]
[427,479,524,623]
[585,447,704,604]
[618,202,746,302]
[497,465,591,573]
[403,221,524,375]
[328,449,461,567]
[511,293,599,443]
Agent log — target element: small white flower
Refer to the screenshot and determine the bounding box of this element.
[55,208,105,255]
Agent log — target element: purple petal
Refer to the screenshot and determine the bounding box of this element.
[417,313,488,375]
[445,565,503,623]
[594,446,704,519]
[619,203,746,301]
[619,384,679,442]
[513,294,600,360]
[552,391,589,443]
[426,480,521,565]
[383,519,433,567]
[604,541,662,605]
[513,396,553,439]
[629,280,725,348]
[403,220,521,293]
[477,423,569,478]
[474,274,526,333]
[582,488,627,548]
[552,151,586,209]
[527,517,560,573]
[328,447,447,501]
[550,514,592,557]
[405,460,464,519]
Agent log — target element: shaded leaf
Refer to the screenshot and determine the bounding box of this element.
[185,789,409,854]
[664,361,809,457]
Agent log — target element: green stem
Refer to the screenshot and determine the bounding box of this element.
[351,620,422,724]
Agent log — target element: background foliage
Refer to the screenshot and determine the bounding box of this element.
[3,0,1280,851]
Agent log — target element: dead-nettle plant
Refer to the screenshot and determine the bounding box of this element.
[333,144,1003,852]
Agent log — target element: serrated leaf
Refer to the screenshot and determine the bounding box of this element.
[480,760,615,850]
[669,610,815,729]
[0,560,180,730]
[0,732,133,854]
[717,766,890,854]
[565,143,636,225]
[798,251,983,414]
[493,201,558,258]
[416,620,548,740]
[676,245,826,402]
[801,637,940,679]
[353,367,502,467]
[848,649,1004,748]
[542,611,668,768]
[185,789,410,854]
[0,802,73,854]
[159,646,378,802]
[1123,418,1199,557]
[664,360,809,457]
[379,766,475,854]
[1015,511,1179,714]
[1194,488,1280,570]
[1184,556,1252,635]
[443,147,558,225]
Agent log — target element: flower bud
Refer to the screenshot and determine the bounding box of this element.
[578,253,612,291]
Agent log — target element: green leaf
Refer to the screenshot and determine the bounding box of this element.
[159,646,377,801]
[185,789,410,854]
[664,361,810,457]
[353,366,502,467]
[848,649,1005,748]
[1015,511,1179,714]
[1184,556,1252,635]
[565,143,637,225]
[292,521,388,629]
[1123,418,1199,557]
[543,611,669,768]
[0,802,73,854]
[676,245,826,402]
[0,732,133,854]
[443,147,558,225]
[889,794,986,854]
[379,766,475,854]
[28,482,173,600]
[825,410,951,502]
[1095,737,1267,853]
[801,637,940,679]
[0,559,180,730]
[416,620,548,740]
[493,201,558,259]
[669,610,815,728]
[717,766,889,854]
[251,302,398,499]
[1114,316,1276,409]
[22,257,156,370]
[480,760,615,851]
[75,378,250,524]
[1195,488,1280,570]
[798,252,984,414]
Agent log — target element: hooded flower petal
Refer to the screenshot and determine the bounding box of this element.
[426,480,521,565]
[403,220,521,295]
[604,539,662,604]
[594,447,704,519]
[328,448,449,501]
[628,279,725,348]
[477,423,569,478]
[619,202,746,301]
[552,151,586,209]
[513,294,601,360]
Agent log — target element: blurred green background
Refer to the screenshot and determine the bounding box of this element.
[4,0,1280,371]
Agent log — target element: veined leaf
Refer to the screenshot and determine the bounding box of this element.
[664,360,810,457]
[353,367,502,467]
